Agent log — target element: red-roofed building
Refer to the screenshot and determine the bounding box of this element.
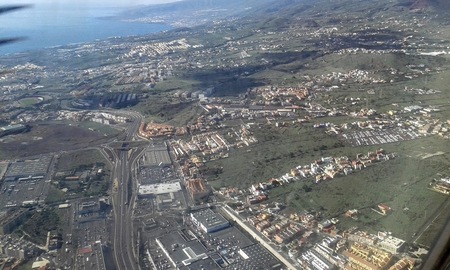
[378,204,391,215]
[78,246,93,255]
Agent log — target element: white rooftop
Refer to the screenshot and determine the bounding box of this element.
[138,182,182,195]
[380,236,405,247]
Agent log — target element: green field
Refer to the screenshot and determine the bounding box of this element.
[206,122,450,246]
[18,97,43,107]
[267,153,449,245]
[152,77,200,93]
[207,123,348,189]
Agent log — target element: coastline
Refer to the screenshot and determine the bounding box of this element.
[0,11,171,56]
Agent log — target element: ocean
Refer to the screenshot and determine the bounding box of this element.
[0,3,171,55]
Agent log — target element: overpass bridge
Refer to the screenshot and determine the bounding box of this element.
[109,141,149,151]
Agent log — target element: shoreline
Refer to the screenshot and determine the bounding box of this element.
[0,16,171,56]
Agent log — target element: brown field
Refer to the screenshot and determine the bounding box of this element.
[0,122,121,159]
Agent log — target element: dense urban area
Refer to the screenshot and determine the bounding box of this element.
[1,0,450,269]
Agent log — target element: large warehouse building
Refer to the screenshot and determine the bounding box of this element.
[3,156,52,182]
[0,124,29,138]
[190,208,229,233]
[156,231,220,270]
[138,182,182,197]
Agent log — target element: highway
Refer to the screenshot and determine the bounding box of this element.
[110,110,145,270]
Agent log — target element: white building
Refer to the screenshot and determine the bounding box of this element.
[378,236,405,254]
[190,208,229,233]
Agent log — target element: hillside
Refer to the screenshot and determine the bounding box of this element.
[411,0,450,10]
[117,0,276,27]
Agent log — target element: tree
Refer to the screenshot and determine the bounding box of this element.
[302,184,312,193]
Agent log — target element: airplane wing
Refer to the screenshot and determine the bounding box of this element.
[0,37,25,46]
[0,5,28,15]
[0,5,29,47]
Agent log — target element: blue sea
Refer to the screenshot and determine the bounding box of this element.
[0,3,171,55]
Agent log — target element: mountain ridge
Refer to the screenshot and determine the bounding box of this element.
[410,0,450,10]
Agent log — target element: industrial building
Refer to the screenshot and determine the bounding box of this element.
[138,182,185,211]
[225,243,283,270]
[0,124,29,138]
[138,182,182,197]
[3,156,52,182]
[156,231,220,270]
[190,208,229,233]
[156,229,281,270]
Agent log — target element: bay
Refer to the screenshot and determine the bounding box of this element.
[0,4,171,55]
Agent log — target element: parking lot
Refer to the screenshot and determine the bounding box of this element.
[139,166,177,185]
[70,199,109,270]
[75,219,108,246]
[341,128,420,146]
[142,211,282,270]
[0,155,54,210]
[74,242,106,270]
[0,177,51,208]
[142,215,182,270]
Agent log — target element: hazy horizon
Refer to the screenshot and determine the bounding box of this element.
[3,0,181,8]
[0,0,175,54]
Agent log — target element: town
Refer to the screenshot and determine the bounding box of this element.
[1,0,450,269]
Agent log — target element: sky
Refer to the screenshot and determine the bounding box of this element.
[5,0,180,8]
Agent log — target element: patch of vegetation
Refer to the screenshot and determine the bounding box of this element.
[21,209,61,246]
[54,149,111,198]
[151,77,199,93]
[207,124,344,189]
[15,260,34,270]
[45,186,66,204]
[207,119,450,242]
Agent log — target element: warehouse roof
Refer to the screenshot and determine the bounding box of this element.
[190,208,229,231]
[138,182,181,195]
[226,244,283,270]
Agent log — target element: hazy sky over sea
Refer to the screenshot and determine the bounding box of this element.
[5,0,180,7]
[0,0,177,54]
